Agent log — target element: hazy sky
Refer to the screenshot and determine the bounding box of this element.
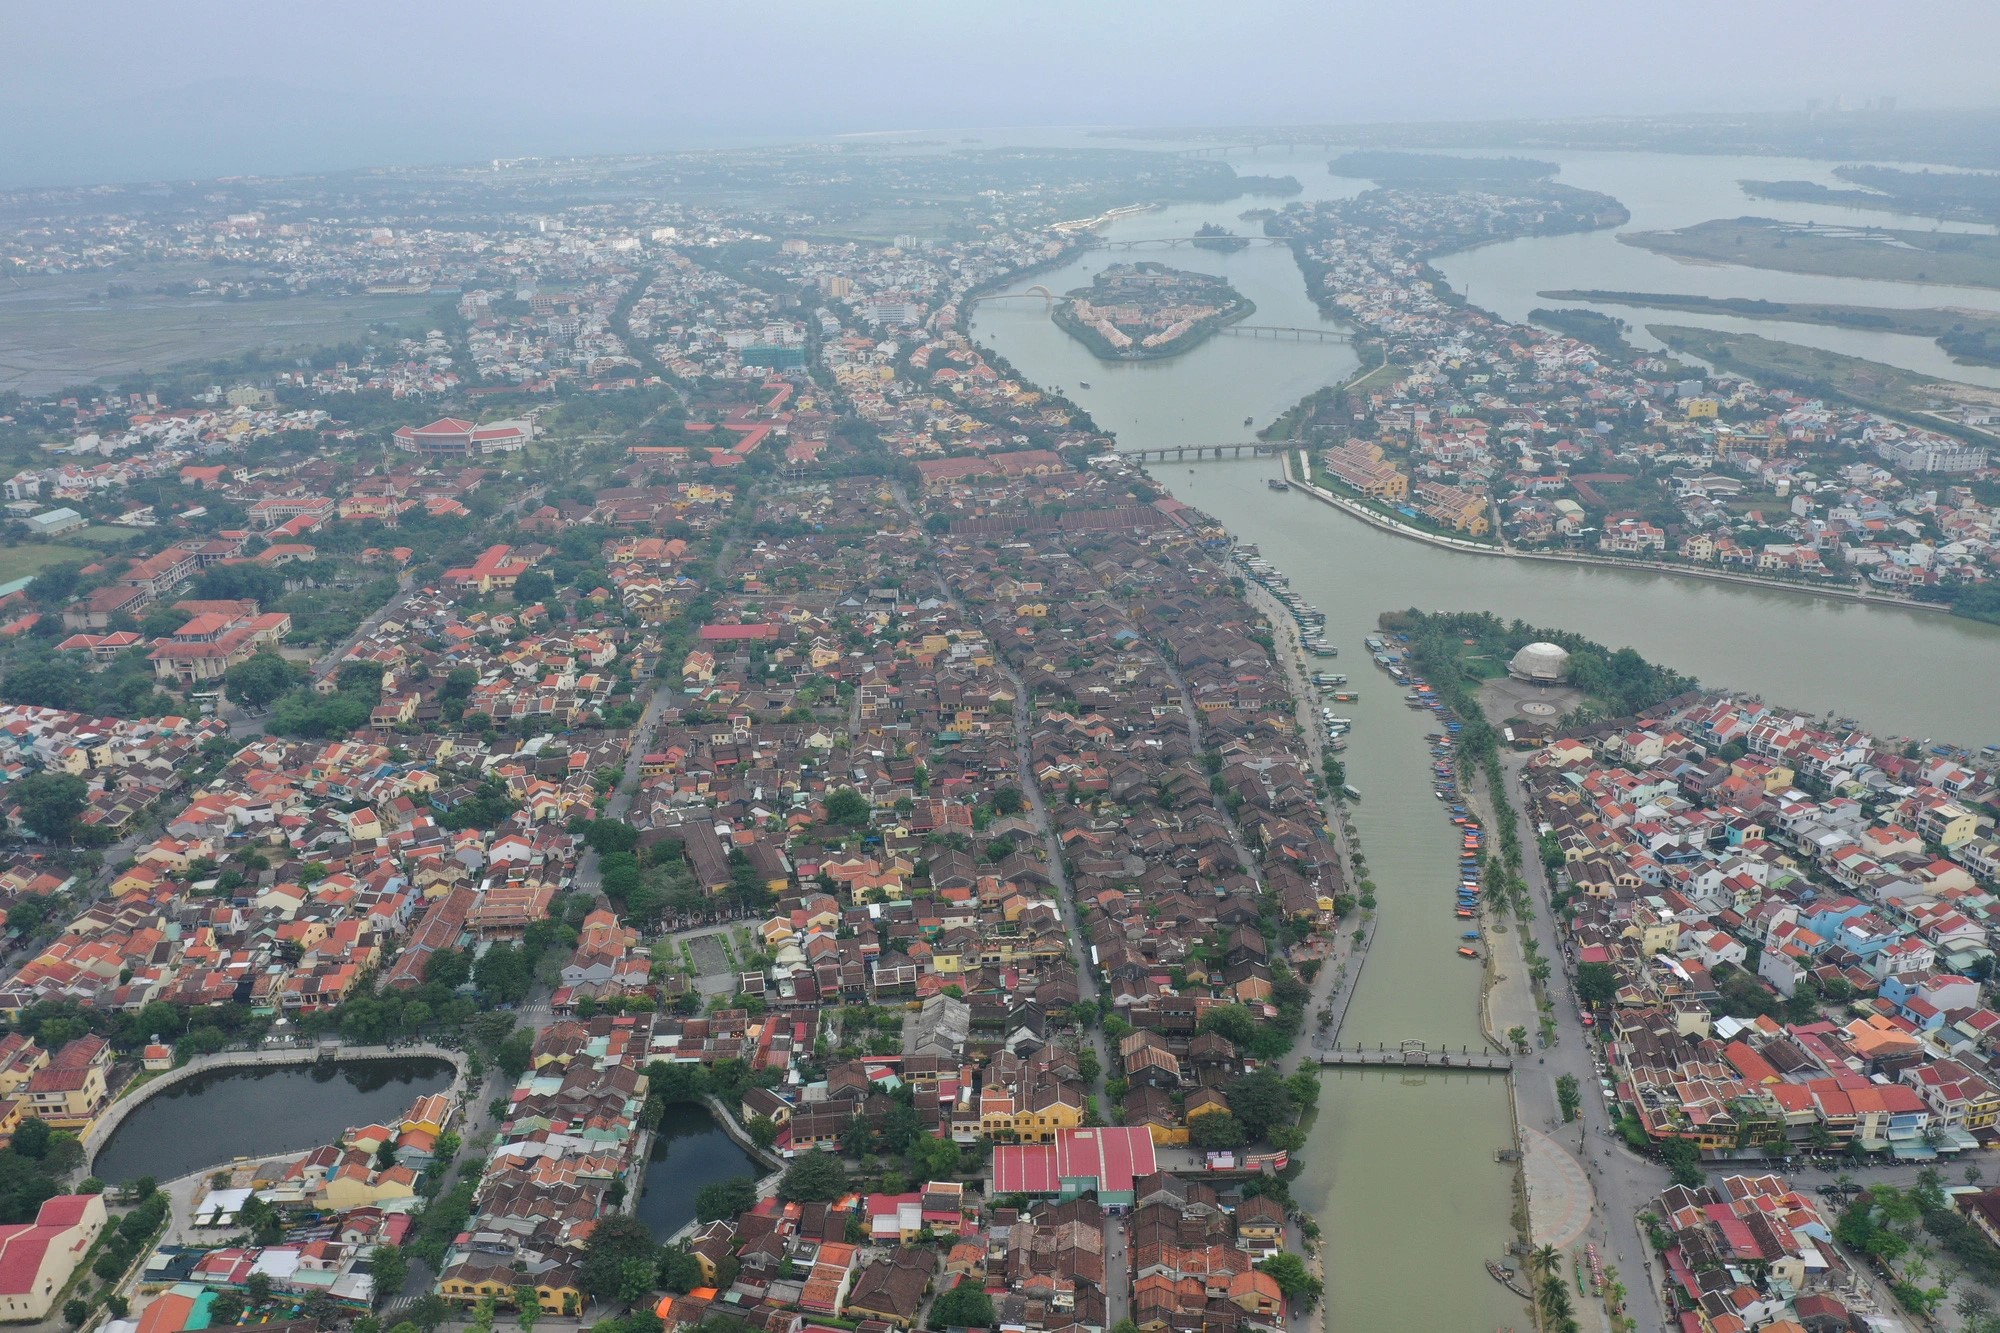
[4,0,1997,186]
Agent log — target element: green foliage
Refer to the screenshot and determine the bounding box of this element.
[1574,962,1618,1007]
[9,772,88,842]
[1556,1074,1581,1123]
[824,787,871,826]
[223,648,306,709]
[1189,1110,1246,1151]
[928,1281,996,1330]
[695,1176,758,1223]
[580,1213,660,1303]
[778,1151,848,1202]
[1257,1252,1322,1307]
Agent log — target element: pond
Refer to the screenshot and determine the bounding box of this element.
[634,1102,761,1240]
[91,1056,456,1184]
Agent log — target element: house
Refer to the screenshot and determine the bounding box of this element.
[22,1036,112,1129]
[0,1195,106,1321]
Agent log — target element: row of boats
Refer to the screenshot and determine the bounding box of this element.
[1234,547,1336,656]
[1367,632,1488,956]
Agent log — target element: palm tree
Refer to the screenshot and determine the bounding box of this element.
[1529,1243,1562,1281]
[1539,1275,1573,1321]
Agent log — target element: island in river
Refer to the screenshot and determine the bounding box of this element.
[1054,261,1254,360]
[1542,289,2000,367]
[1620,216,2000,290]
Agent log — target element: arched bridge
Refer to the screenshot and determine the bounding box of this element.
[965,285,1057,307]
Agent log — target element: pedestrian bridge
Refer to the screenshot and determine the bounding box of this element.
[1314,1039,1512,1072]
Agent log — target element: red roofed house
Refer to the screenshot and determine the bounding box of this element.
[0,1194,106,1320]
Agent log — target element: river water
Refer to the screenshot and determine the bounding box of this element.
[91,1056,455,1184]
[969,146,2000,1330]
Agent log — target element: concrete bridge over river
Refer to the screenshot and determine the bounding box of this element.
[1314,1038,1513,1072]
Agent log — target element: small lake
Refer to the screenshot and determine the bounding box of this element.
[634,1102,761,1240]
[92,1056,455,1184]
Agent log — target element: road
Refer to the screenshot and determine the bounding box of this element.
[1490,749,1669,1333]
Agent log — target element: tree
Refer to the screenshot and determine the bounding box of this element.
[246,1272,274,1307]
[63,1299,89,1329]
[1197,1004,1259,1049]
[928,1281,997,1331]
[407,1294,453,1333]
[1574,962,1618,1007]
[514,1286,541,1333]
[11,1118,49,1159]
[494,1029,536,1082]
[694,1176,758,1223]
[658,1246,705,1294]
[1257,1253,1322,1308]
[1557,1074,1582,1123]
[912,1133,961,1180]
[11,773,87,843]
[370,1244,410,1303]
[513,571,556,605]
[210,1293,248,1327]
[1189,1111,1246,1151]
[824,788,870,827]
[779,1152,848,1202]
[991,787,1026,816]
[580,1214,660,1302]
[224,648,305,709]
[746,1116,779,1150]
[1229,1068,1297,1142]
[1507,1025,1529,1054]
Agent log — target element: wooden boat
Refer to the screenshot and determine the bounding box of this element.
[1458,946,1479,958]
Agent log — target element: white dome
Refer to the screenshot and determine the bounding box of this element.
[1508,641,1571,682]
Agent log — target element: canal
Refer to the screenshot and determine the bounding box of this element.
[634,1103,762,1241]
[969,145,2000,1330]
[92,1056,455,1184]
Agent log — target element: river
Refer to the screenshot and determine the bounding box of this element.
[91,1056,454,1184]
[634,1103,761,1241]
[968,145,2000,1330]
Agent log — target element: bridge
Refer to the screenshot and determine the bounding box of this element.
[1218,324,1350,343]
[1313,1039,1512,1072]
[1170,140,1342,158]
[1083,235,1294,251]
[965,284,1057,307]
[1122,442,1281,462]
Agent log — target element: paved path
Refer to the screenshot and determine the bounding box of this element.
[1523,1127,1595,1250]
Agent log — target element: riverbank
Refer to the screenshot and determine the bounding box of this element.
[1273,448,1955,616]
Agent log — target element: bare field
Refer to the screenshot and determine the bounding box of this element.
[0,273,436,394]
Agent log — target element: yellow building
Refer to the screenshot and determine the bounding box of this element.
[22,1037,111,1130]
[1684,397,1719,419]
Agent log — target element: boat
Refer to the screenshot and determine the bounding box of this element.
[1462,932,1481,941]
[1486,1262,1531,1300]
[1455,907,1475,918]
[1079,381,1091,389]
[1243,415,1255,426]
[1267,478,1290,492]
[1458,948,1479,961]
[1332,691,1357,702]
[1342,784,1362,801]
[1326,737,1346,751]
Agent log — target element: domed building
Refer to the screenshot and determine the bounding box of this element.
[1507,641,1571,683]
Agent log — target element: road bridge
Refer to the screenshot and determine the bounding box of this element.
[1313,1039,1512,1072]
[1218,324,1350,343]
[1121,442,1281,462]
[1082,235,1295,251]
